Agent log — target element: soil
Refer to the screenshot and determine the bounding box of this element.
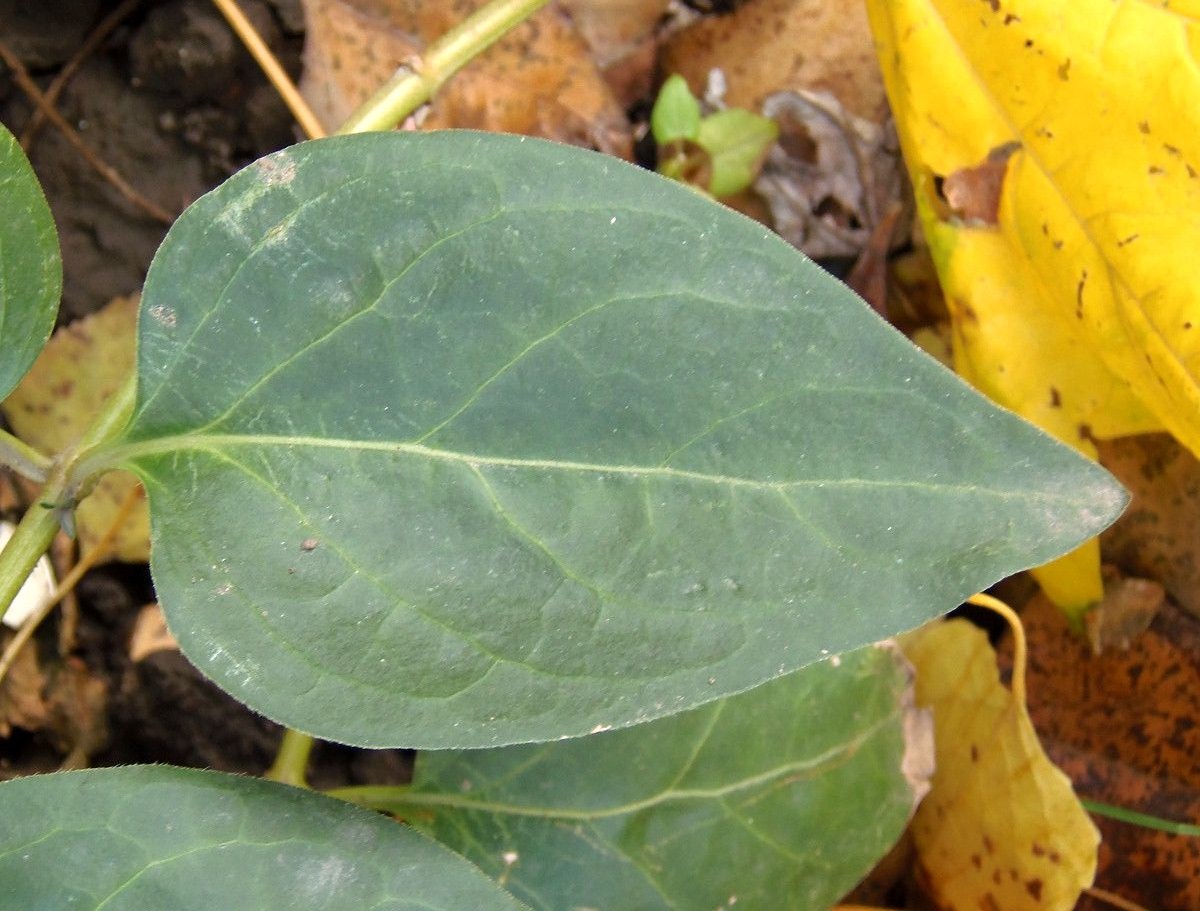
[0,0,410,788]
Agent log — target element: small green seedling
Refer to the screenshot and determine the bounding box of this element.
[0,116,1123,909]
[651,73,780,198]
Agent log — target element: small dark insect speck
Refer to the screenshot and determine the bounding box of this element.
[300,538,319,552]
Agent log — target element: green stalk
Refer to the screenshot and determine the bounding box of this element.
[0,371,136,624]
[335,0,553,135]
[266,730,315,788]
[1082,799,1200,837]
[0,427,51,482]
[0,462,66,625]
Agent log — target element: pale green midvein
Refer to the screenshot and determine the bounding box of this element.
[72,432,1070,502]
[335,716,887,822]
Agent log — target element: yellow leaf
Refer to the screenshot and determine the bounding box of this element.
[902,619,1098,911]
[1,297,149,563]
[868,0,1200,613]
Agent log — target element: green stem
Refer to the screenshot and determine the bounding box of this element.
[334,0,553,135]
[1082,799,1200,837]
[76,371,136,456]
[0,370,136,625]
[0,462,68,625]
[0,428,51,482]
[266,729,315,788]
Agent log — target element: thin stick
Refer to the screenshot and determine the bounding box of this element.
[966,591,1027,706]
[0,484,143,685]
[1084,887,1152,911]
[0,40,175,225]
[336,0,552,135]
[210,0,326,140]
[20,0,143,152]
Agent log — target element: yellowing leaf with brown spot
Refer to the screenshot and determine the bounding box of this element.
[902,620,1098,911]
[868,0,1200,613]
[1,297,149,562]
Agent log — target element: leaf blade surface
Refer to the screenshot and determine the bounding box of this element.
[0,765,524,910]
[400,646,926,910]
[106,132,1124,747]
[0,122,61,403]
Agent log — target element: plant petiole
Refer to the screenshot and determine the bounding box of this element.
[335,0,553,135]
[0,427,51,482]
[0,369,136,625]
[266,729,316,789]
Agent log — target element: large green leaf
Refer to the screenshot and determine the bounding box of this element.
[0,122,60,403]
[0,766,524,910]
[364,646,923,910]
[87,131,1124,748]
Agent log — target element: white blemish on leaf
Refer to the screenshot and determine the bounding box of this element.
[257,155,298,187]
[149,304,177,328]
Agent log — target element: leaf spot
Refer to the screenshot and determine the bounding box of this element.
[149,304,177,328]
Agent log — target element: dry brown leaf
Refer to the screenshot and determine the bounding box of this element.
[903,619,1098,911]
[754,90,903,258]
[1083,568,1164,655]
[558,0,669,105]
[1002,592,1200,911]
[660,0,886,122]
[1099,433,1200,620]
[1,296,149,562]
[128,603,179,663]
[300,0,631,155]
[0,636,108,766]
[0,630,50,736]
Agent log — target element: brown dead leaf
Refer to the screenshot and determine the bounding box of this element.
[754,90,903,258]
[1002,592,1200,911]
[559,0,669,105]
[1083,568,1163,655]
[128,604,179,663]
[1,296,149,562]
[0,637,108,767]
[300,0,631,156]
[1099,433,1200,620]
[46,656,108,769]
[0,630,50,736]
[940,142,1021,226]
[660,0,886,122]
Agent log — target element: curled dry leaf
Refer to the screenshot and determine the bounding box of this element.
[902,619,1098,911]
[755,90,903,258]
[1083,567,1163,655]
[299,0,631,156]
[0,295,149,563]
[1001,592,1200,911]
[868,0,1200,615]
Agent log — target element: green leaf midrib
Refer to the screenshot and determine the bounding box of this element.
[89,432,1079,503]
[378,712,891,823]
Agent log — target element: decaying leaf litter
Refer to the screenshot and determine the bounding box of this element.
[0,0,1197,908]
